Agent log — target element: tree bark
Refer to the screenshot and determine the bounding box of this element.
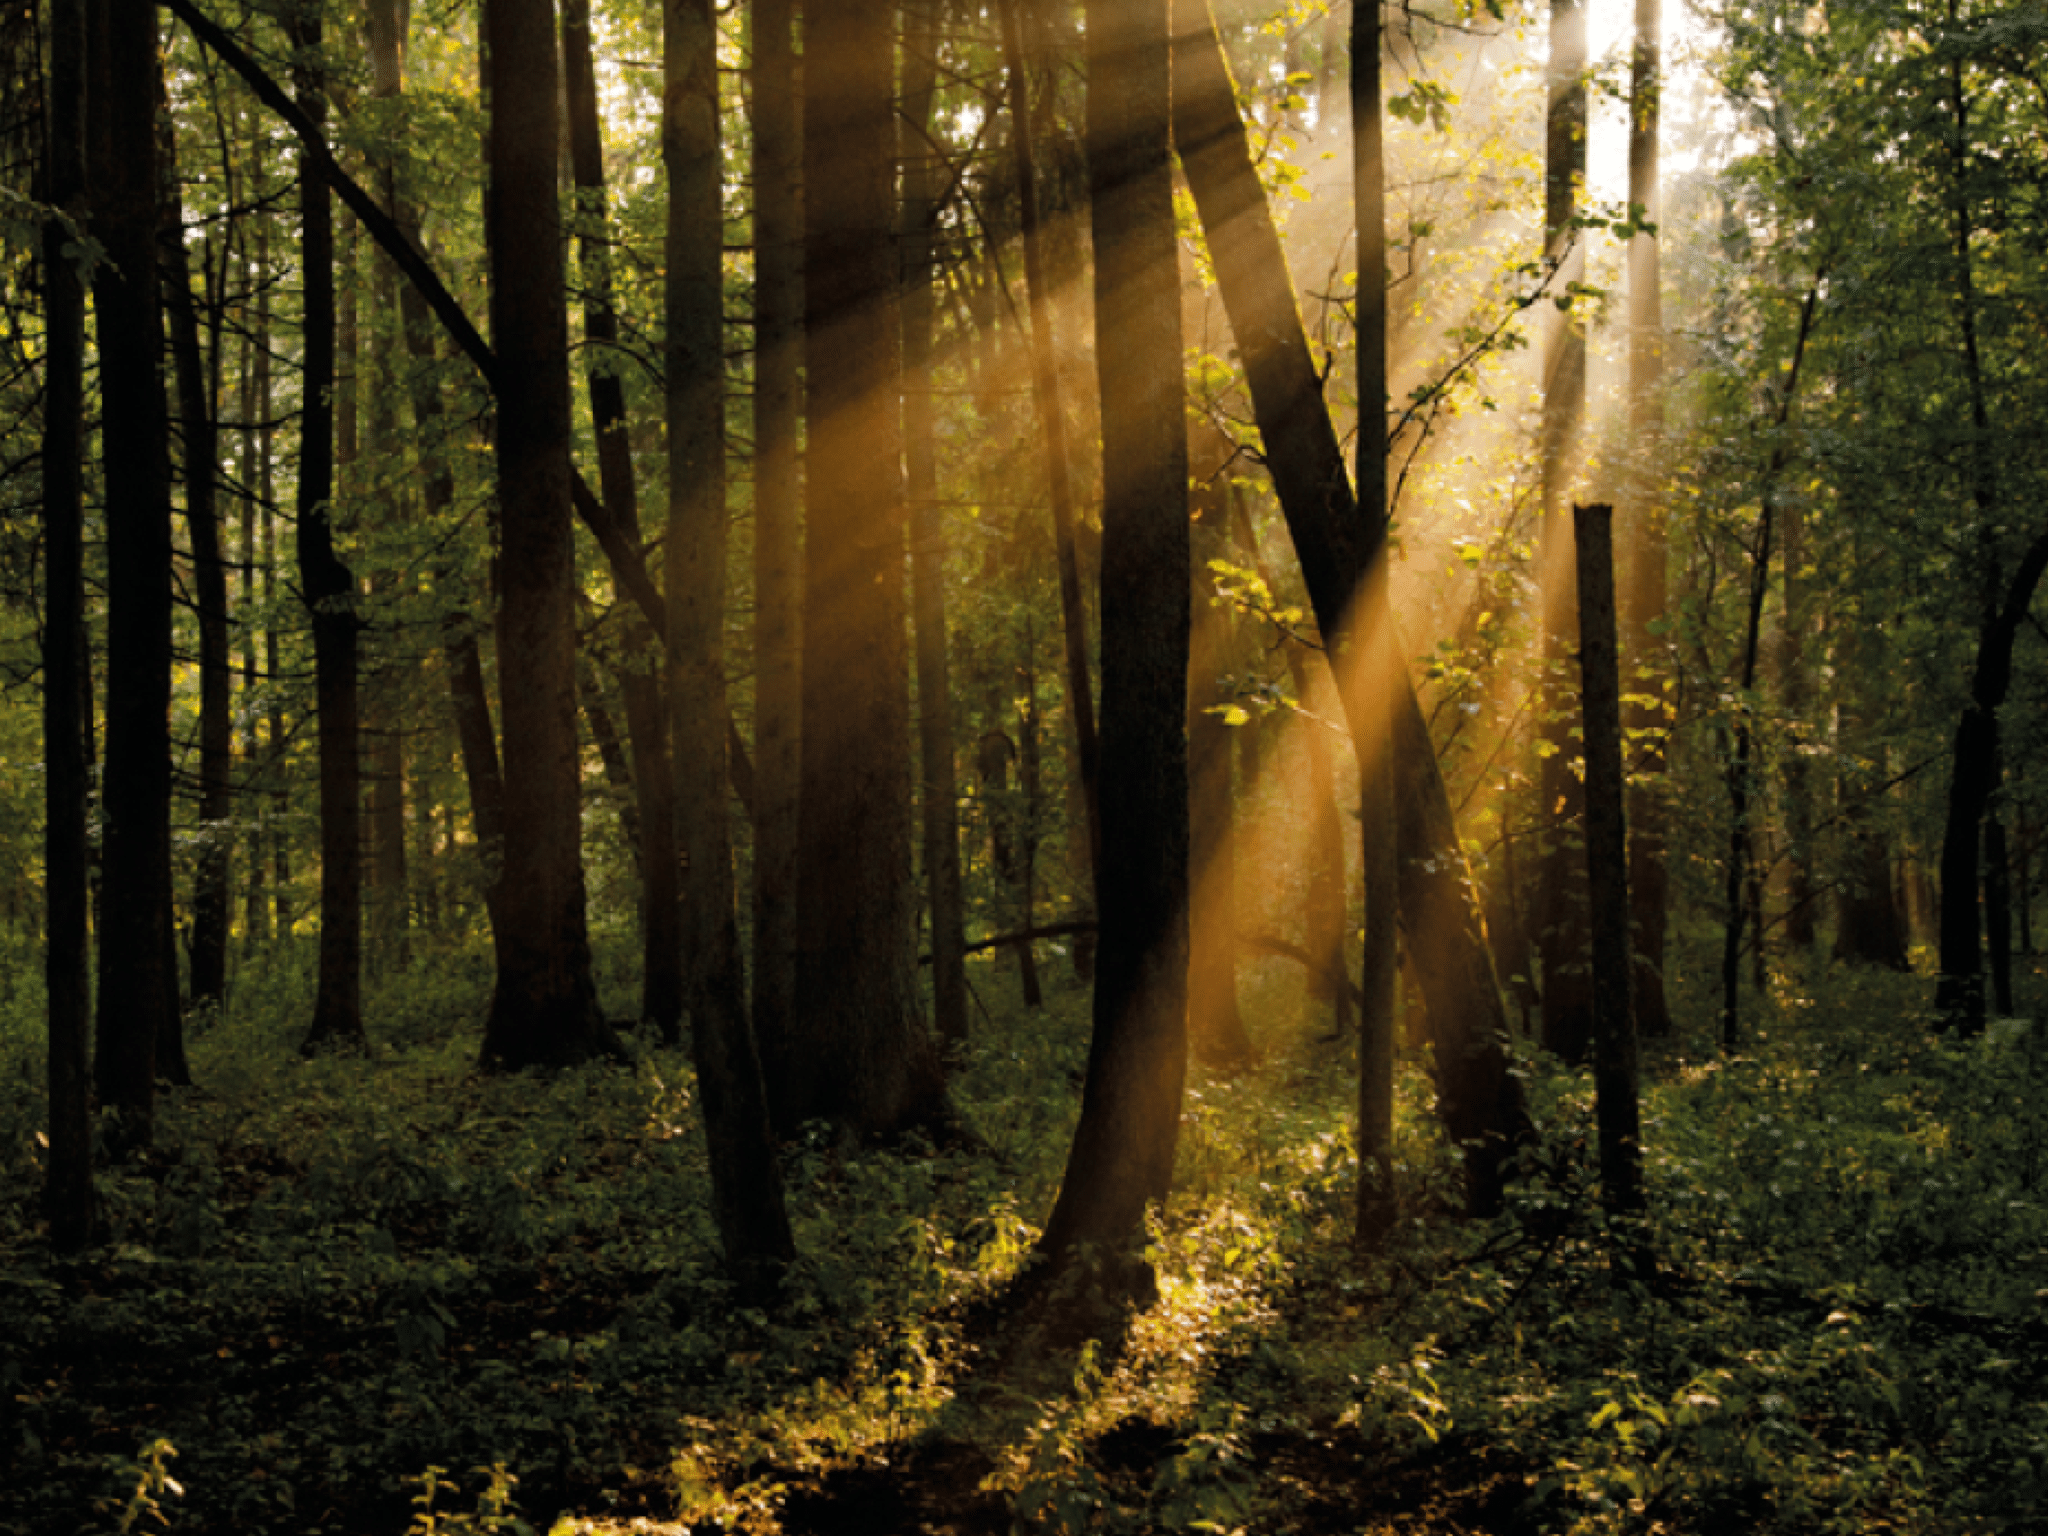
[998,0,1102,895]
[1034,0,1189,1288]
[1172,1,1530,1215]
[563,0,682,1038]
[1575,506,1648,1272]
[901,0,970,1051]
[41,0,95,1248]
[750,0,804,1069]
[781,0,948,1136]
[292,8,367,1055]
[158,74,233,1023]
[476,0,620,1070]
[663,0,794,1292]
[1536,0,1593,1065]
[92,0,177,1149]
[1622,0,1673,1036]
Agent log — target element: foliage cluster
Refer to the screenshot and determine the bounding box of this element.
[4,942,2044,1534]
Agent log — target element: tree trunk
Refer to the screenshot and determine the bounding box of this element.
[1350,0,1399,1250]
[901,0,970,1051]
[786,0,948,1137]
[476,0,619,1070]
[1173,1,1530,1215]
[1034,0,1189,1289]
[749,0,805,1091]
[292,10,367,1055]
[1777,500,1817,951]
[662,0,795,1292]
[92,0,177,1149]
[1575,505,1648,1272]
[998,0,1102,895]
[564,0,682,1037]
[1536,0,1593,1065]
[158,77,233,1022]
[1622,0,1673,1036]
[41,0,95,1248]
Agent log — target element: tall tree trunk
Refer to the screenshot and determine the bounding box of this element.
[292,8,367,1055]
[1173,1,1531,1216]
[998,0,1102,895]
[1622,0,1673,1035]
[1034,0,1188,1288]
[1776,498,1816,951]
[42,0,95,1249]
[1575,506,1648,1272]
[1016,654,1045,1009]
[750,0,804,1088]
[158,74,232,1022]
[787,0,948,1136]
[564,0,682,1037]
[1536,0,1593,1065]
[665,0,795,1291]
[901,0,969,1051]
[1350,0,1399,1250]
[476,0,619,1070]
[92,0,177,1149]
[239,168,269,947]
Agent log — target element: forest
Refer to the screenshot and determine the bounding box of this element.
[2,0,2046,1530]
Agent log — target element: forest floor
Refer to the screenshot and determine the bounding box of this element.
[3,941,2046,1536]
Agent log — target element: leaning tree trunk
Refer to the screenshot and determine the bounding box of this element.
[1034,0,1189,1290]
[292,12,367,1055]
[786,0,948,1137]
[476,0,619,1070]
[41,0,94,1248]
[1173,0,1531,1216]
[93,0,177,1150]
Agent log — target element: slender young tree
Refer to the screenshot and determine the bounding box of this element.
[1351,0,1399,1249]
[42,0,94,1247]
[1622,0,1674,1035]
[785,0,949,1135]
[564,0,683,1038]
[901,0,970,1050]
[1536,0,1594,1064]
[476,0,620,1069]
[93,0,177,1149]
[1034,0,1189,1287]
[292,5,367,1054]
[1172,2,1531,1215]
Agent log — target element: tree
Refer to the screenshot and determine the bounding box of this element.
[93,0,178,1149]
[1535,0,1593,1065]
[41,0,94,1248]
[1172,2,1530,1216]
[663,0,795,1292]
[783,0,948,1136]
[1034,0,1189,1286]
[563,0,682,1039]
[475,0,620,1071]
[292,4,367,1056]
[1622,0,1674,1036]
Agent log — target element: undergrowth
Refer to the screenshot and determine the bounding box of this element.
[2,941,2044,1534]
